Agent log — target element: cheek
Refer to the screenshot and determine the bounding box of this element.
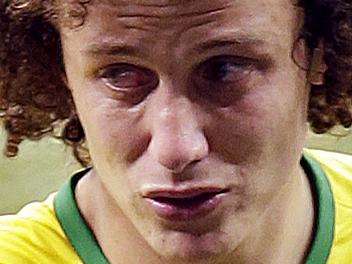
[211,82,306,158]
[70,84,149,166]
[208,65,308,182]
[246,65,308,135]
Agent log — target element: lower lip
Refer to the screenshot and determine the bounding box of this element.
[144,193,227,221]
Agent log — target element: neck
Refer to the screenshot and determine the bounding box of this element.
[75,167,314,264]
[235,166,315,264]
[75,170,165,264]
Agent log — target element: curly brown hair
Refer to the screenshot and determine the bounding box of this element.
[0,0,352,167]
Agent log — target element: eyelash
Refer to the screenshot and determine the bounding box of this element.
[98,63,158,91]
[96,63,158,105]
[195,55,256,84]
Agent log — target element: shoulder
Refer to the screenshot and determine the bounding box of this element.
[305,148,352,170]
[305,148,352,264]
[304,148,352,201]
[0,193,82,264]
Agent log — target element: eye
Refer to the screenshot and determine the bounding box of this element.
[197,55,254,84]
[99,63,158,91]
[193,55,257,106]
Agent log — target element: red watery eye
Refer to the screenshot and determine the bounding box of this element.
[98,63,159,105]
[100,63,158,90]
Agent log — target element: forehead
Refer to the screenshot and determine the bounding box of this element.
[60,0,300,57]
[84,0,293,17]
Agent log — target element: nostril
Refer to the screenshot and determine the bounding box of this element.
[150,132,209,173]
[161,155,190,173]
[149,109,209,172]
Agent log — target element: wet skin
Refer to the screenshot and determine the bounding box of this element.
[60,0,314,263]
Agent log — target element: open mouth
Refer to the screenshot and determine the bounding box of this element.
[151,191,227,209]
[145,189,229,221]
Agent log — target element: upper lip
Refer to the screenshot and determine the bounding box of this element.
[142,187,230,199]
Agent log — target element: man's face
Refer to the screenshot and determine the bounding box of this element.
[61,0,309,260]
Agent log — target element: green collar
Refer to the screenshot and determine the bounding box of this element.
[54,168,109,264]
[54,154,334,264]
[301,152,335,264]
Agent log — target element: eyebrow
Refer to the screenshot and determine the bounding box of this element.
[195,37,265,54]
[82,37,265,57]
[81,43,142,57]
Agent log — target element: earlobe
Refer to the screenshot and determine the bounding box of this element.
[307,40,327,86]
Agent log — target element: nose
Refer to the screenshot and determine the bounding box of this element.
[147,93,209,173]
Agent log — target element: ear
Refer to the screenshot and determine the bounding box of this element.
[307,40,327,86]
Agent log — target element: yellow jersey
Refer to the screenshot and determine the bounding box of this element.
[0,149,351,263]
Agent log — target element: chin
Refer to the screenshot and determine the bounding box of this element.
[147,227,236,262]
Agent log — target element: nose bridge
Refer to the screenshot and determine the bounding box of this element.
[148,89,209,173]
[159,95,194,135]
